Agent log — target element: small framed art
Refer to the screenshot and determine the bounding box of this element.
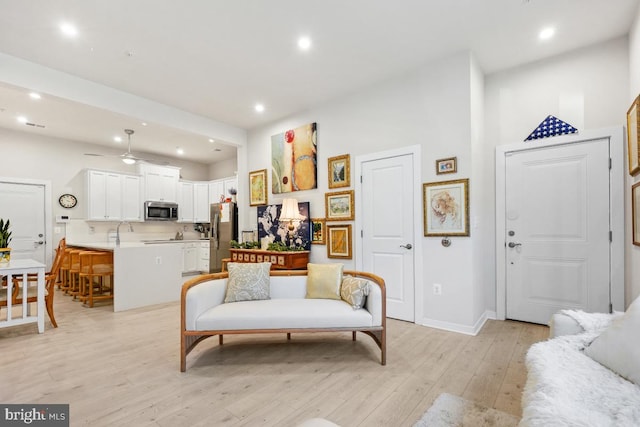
[325,190,355,221]
[327,224,352,259]
[633,181,640,246]
[328,154,350,188]
[436,157,457,175]
[311,218,326,245]
[249,169,268,206]
[423,178,470,237]
[627,95,640,176]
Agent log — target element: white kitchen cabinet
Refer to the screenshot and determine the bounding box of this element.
[182,242,198,273]
[138,164,180,202]
[194,183,210,222]
[198,241,210,272]
[178,181,194,222]
[121,174,142,221]
[208,180,224,205]
[86,170,123,221]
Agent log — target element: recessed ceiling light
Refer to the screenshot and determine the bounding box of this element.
[60,22,78,38]
[16,116,28,124]
[255,103,265,113]
[141,122,147,126]
[539,27,555,41]
[176,147,184,155]
[209,138,215,143]
[298,36,312,51]
[114,136,122,143]
[29,92,41,100]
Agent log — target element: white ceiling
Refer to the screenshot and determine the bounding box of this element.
[0,0,638,164]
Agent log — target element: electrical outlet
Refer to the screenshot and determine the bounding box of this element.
[433,283,442,295]
[155,256,162,265]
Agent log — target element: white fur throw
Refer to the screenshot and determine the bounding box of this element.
[557,309,622,333]
[520,332,640,427]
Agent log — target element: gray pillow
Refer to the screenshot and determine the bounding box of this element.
[340,275,370,309]
[224,262,271,303]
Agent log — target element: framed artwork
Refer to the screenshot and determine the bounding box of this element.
[627,95,640,176]
[328,154,350,188]
[257,202,311,250]
[633,181,640,246]
[325,190,355,221]
[423,178,470,237]
[327,224,352,259]
[311,218,326,245]
[436,157,457,175]
[249,169,268,206]
[271,122,317,193]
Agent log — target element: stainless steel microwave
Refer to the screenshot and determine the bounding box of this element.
[144,201,179,221]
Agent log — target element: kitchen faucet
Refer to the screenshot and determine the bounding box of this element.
[116,221,134,246]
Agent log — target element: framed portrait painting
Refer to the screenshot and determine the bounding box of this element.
[633,181,640,246]
[423,178,470,237]
[327,224,352,259]
[627,95,640,176]
[249,169,268,206]
[311,218,326,245]
[325,190,355,221]
[328,154,350,188]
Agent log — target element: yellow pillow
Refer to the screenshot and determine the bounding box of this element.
[306,263,343,300]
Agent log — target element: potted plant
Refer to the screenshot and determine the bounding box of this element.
[0,218,12,265]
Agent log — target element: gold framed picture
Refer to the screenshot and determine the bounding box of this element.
[325,190,355,221]
[423,178,470,237]
[633,181,640,246]
[436,157,457,175]
[327,224,352,259]
[249,169,268,206]
[627,95,640,176]
[311,218,326,245]
[328,154,350,188]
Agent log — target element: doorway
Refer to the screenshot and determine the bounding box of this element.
[495,129,625,322]
[356,145,422,322]
[0,178,52,267]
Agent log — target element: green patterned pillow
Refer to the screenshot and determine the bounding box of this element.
[306,263,343,300]
[340,276,370,309]
[224,262,271,303]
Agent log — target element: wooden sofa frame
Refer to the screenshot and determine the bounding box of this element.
[180,269,386,372]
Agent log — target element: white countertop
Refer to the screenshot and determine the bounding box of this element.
[68,239,209,251]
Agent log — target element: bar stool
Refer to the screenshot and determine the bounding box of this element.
[78,251,114,308]
[67,249,83,299]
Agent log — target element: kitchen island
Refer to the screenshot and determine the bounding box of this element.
[68,241,188,312]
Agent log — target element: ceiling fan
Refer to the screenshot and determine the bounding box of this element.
[84,129,168,165]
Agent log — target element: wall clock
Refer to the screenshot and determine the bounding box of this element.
[58,193,78,209]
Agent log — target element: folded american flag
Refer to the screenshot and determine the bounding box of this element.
[525,115,578,141]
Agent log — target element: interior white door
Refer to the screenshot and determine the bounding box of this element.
[505,139,611,324]
[362,154,415,321]
[0,181,47,264]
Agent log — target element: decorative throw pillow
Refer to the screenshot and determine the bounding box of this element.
[340,275,370,310]
[224,262,271,303]
[584,296,640,385]
[306,263,343,300]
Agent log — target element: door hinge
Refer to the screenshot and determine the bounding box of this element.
[609,303,613,313]
[360,175,363,183]
[609,231,613,242]
[361,229,363,238]
[609,158,612,170]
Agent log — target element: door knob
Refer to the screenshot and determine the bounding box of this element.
[508,242,522,248]
[400,244,412,250]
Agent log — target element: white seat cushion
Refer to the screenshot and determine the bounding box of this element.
[195,298,373,331]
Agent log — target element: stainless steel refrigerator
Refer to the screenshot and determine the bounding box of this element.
[209,202,238,273]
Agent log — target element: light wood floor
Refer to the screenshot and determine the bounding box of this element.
[0,289,548,426]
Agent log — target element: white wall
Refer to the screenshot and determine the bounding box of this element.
[246,51,484,333]
[209,157,238,180]
[484,36,630,309]
[628,5,640,304]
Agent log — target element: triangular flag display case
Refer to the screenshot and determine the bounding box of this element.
[525,115,578,141]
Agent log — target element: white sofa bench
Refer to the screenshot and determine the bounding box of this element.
[180,269,386,372]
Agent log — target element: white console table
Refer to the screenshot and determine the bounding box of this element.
[0,259,45,333]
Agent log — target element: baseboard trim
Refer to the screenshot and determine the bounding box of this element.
[418,310,497,336]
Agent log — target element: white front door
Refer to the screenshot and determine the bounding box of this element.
[361,153,415,321]
[0,181,47,264]
[505,138,611,324]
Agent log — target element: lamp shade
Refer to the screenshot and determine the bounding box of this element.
[279,198,303,222]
